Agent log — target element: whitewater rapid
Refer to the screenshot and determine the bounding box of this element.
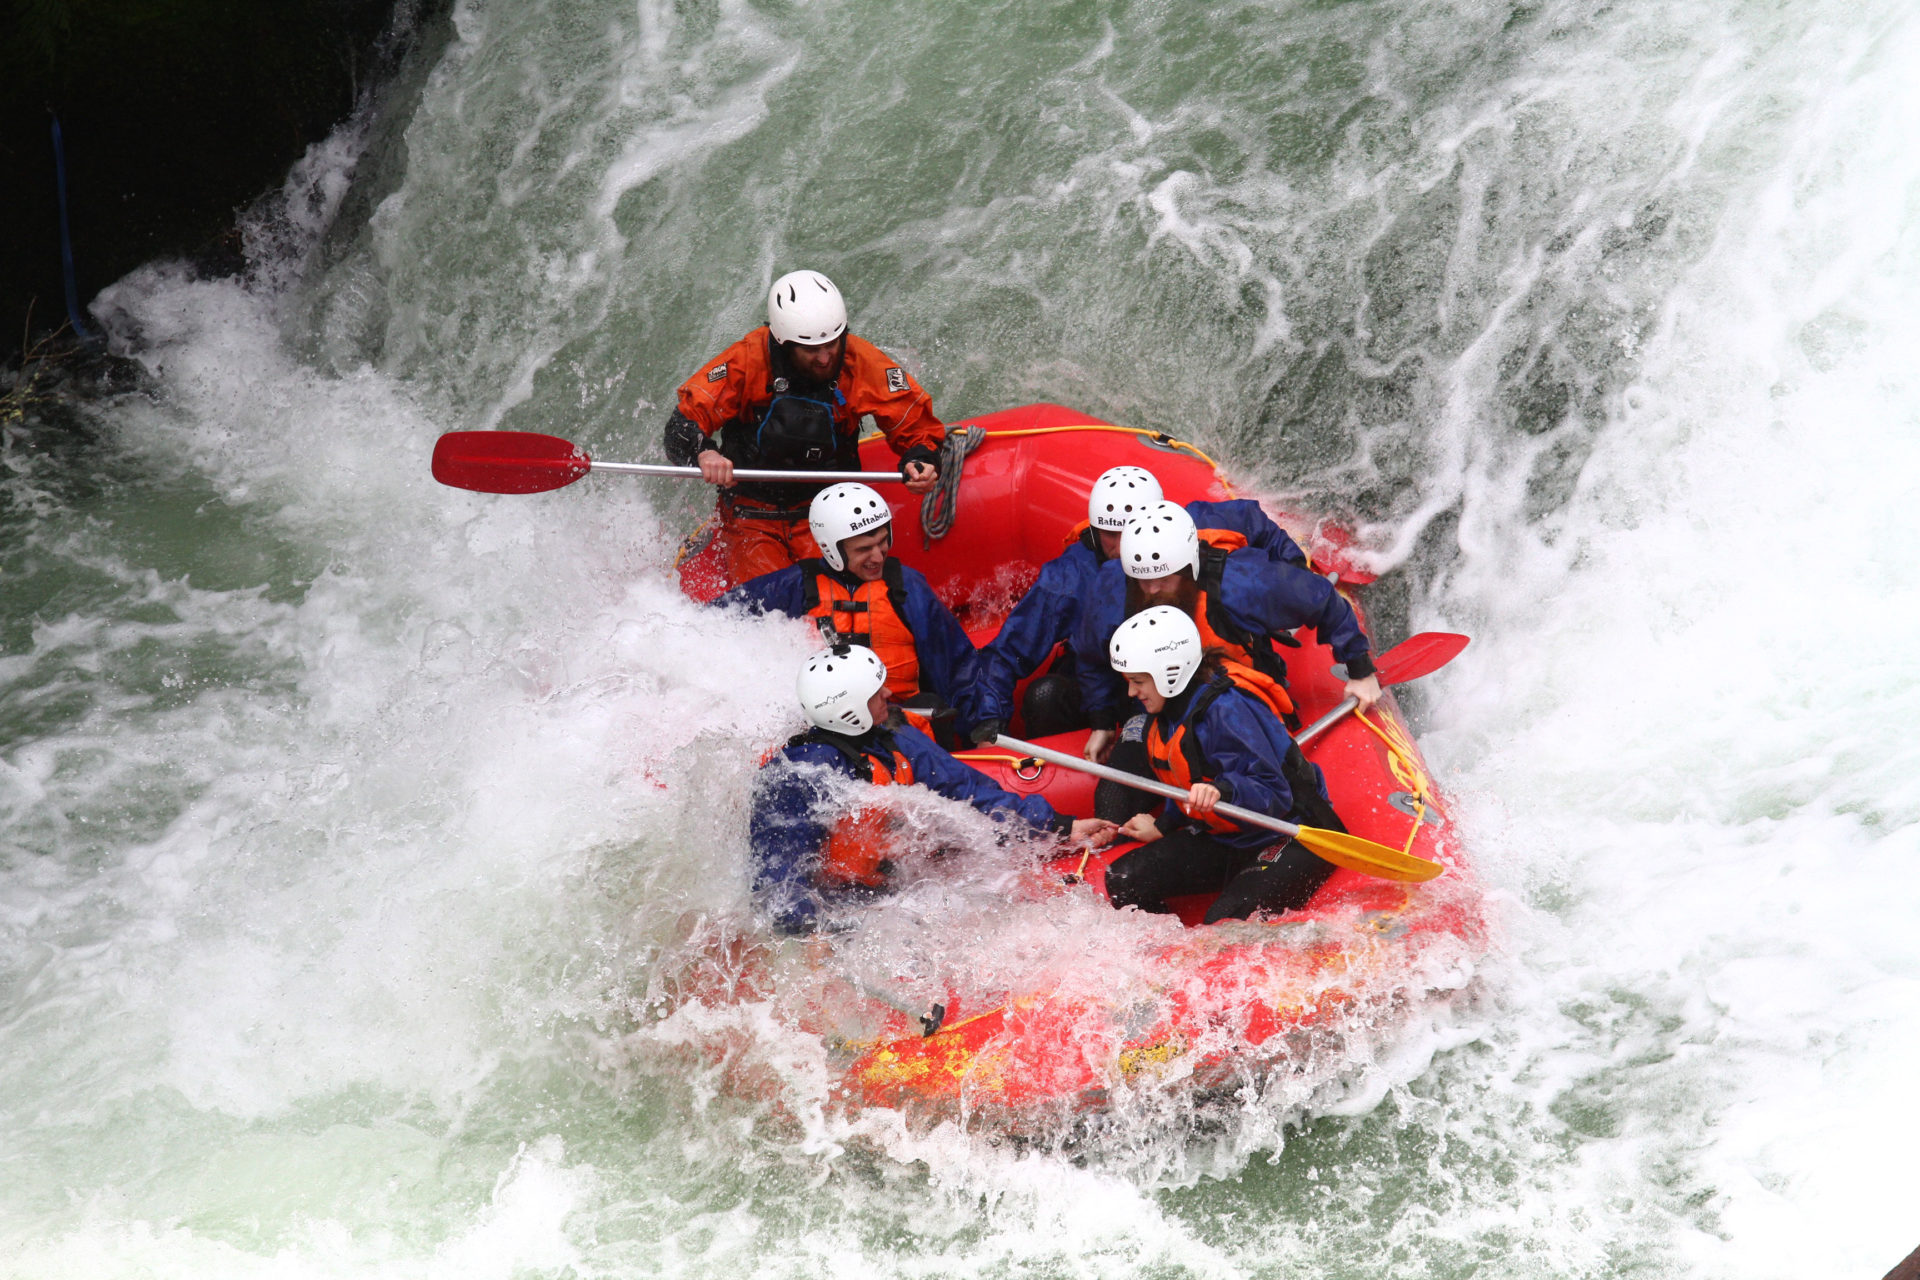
[4,0,1918,1276]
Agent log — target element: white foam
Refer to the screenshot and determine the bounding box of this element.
[9,0,1920,1273]
[1421,7,1920,1275]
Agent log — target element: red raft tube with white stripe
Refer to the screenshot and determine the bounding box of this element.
[681,403,1485,1116]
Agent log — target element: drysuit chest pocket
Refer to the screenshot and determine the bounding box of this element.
[755,394,842,465]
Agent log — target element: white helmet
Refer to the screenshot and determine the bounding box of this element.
[1109,606,1204,699]
[1087,466,1164,532]
[1118,501,1199,580]
[767,270,849,346]
[809,482,893,572]
[798,646,889,735]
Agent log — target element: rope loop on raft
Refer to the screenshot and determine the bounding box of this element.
[919,424,986,545]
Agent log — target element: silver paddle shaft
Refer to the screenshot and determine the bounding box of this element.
[590,462,905,483]
[1292,695,1359,747]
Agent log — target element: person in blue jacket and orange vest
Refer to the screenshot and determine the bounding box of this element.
[716,481,980,744]
[1075,500,1381,757]
[960,466,1307,745]
[1074,500,1381,821]
[752,646,1117,933]
[663,270,947,584]
[1102,607,1347,923]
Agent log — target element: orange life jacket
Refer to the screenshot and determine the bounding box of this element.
[781,727,917,889]
[677,329,944,455]
[1190,535,1303,703]
[801,558,921,699]
[1197,528,1247,555]
[825,748,914,888]
[1145,661,1295,835]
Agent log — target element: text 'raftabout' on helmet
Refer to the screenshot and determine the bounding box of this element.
[1087,465,1164,532]
[808,482,893,572]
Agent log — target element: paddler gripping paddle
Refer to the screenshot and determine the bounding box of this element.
[996,734,1444,882]
[990,630,1469,884]
[430,429,908,494]
[1295,630,1468,745]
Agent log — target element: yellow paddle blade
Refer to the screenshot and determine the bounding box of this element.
[1293,826,1445,883]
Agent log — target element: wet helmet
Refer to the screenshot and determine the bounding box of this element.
[1087,466,1164,532]
[767,270,848,346]
[1109,606,1204,698]
[809,482,893,572]
[1118,501,1199,580]
[797,645,889,735]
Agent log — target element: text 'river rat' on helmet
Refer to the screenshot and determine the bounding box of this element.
[1118,500,1200,580]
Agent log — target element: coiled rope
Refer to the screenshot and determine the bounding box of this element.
[919,423,986,544]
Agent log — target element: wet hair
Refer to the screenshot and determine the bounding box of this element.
[1193,649,1233,683]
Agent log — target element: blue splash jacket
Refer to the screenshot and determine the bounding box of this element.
[716,558,981,730]
[1073,548,1374,730]
[1146,679,1328,849]
[960,499,1306,727]
[750,721,1071,931]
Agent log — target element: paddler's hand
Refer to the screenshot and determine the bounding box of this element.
[1344,672,1383,713]
[697,449,734,485]
[902,460,938,495]
[1083,728,1116,764]
[1184,782,1222,816]
[1069,817,1117,847]
[968,717,1004,747]
[1118,812,1163,843]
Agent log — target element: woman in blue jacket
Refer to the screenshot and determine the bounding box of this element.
[1101,608,1347,923]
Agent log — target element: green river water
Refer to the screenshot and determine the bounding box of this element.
[4,0,1918,1275]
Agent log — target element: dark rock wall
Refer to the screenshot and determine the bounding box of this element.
[1,0,413,359]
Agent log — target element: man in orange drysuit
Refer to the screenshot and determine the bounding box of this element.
[662,270,945,583]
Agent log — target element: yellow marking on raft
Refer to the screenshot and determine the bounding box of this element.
[1118,1034,1189,1079]
[1353,705,1444,857]
[848,998,1034,1097]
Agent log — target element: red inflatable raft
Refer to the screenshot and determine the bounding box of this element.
[681,404,1484,1115]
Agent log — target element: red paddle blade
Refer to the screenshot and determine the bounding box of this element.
[431,431,592,494]
[1376,632,1470,686]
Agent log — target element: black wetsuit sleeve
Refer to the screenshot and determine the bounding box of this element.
[664,409,710,466]
[900,443,941,473]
